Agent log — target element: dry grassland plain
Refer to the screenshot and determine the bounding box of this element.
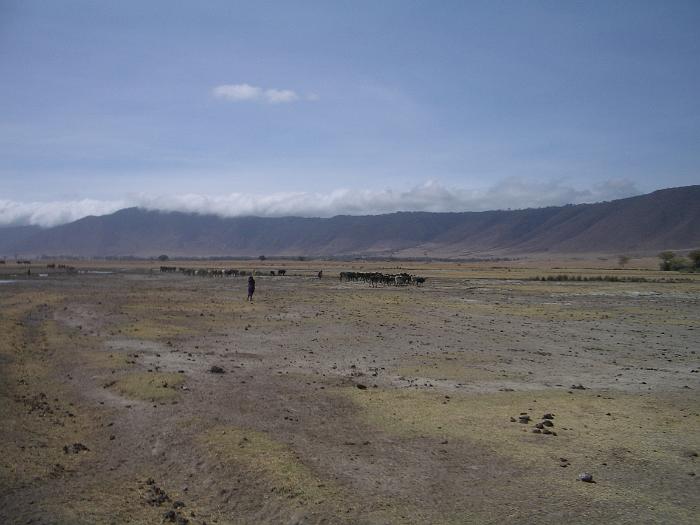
[1,259,698,524]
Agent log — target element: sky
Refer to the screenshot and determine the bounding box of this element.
[1,0,699,226]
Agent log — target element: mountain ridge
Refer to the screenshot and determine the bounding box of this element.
[1,185,698,258]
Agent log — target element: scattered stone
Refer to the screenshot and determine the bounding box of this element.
[571,384,586,390]
[510,417,516,422]
[532,428,541,434]
[173,501,185,509]
[63,442,89,454]
[209,366,225,374]
[145,483,170,506]
[542,420,554,427]
[542,413,554,420]
[518,415,531,424]
[578,472,594,483]
[48,463,67,478]
[356,383,367,390]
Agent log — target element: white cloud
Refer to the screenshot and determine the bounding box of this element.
[0,198,127,228]
[212,83,261,101]
[264,89,299,103]
[213,83,304,104]
[0,179,641,228]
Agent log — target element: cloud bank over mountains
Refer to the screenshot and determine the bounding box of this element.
[0,179,641,228]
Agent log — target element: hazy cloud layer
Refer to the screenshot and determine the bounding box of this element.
[213,83,303,104]
[0,179,641,228]
[0,198,127,228]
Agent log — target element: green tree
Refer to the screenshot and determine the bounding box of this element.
[689,249,700,269]
[658,251,675,271]
[669,256,691,271]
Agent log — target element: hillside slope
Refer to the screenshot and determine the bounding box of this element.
[1,186,698,257]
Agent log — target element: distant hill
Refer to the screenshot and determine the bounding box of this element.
[1,186,699,258]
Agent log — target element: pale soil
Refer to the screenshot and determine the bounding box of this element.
[1,260,698,524]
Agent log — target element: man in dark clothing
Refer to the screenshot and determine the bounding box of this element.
[247,275,255,302]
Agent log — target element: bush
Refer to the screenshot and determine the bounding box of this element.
[658,251,675,271]
[689,249,700,269]
[669,257,691,271]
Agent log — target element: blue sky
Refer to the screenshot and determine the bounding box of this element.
[1,1,699,225]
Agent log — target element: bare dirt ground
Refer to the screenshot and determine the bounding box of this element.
[1,259,698,524]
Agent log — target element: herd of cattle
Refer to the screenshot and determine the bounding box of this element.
[159,266,286,277]
[339,271,425,286]
[160,266,425,287]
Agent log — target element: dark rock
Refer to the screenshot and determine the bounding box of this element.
[209,366,225,374]
[542,420,554,427]
[534,422,544,429]
[578,472,594,483]
[146,484,170,506]
[542,413,554,419]
[571,384,586,390]
[163,510,177,522]
[63,442,89,454]
[518,415,531,423]
[356,383,367,390]
[173,501,185,509]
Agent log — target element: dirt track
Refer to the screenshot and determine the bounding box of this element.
[1,261,699,524]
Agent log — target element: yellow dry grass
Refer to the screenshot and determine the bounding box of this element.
[396,351,524,382]
[110,372,184,401]
[342,386,699,522]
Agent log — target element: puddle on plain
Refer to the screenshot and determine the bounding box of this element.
[0,280,17,284]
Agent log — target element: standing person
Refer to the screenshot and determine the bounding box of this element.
[247,275,256,302]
